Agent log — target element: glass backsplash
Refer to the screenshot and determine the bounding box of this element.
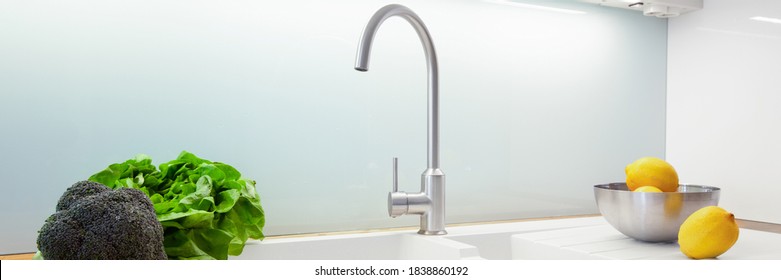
[0,0,667,254]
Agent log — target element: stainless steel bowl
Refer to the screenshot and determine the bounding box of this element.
[594,182,720,242]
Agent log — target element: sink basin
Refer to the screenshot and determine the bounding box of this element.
[230,216,781,260]
[230,231,480,260]
[231,217,604,260]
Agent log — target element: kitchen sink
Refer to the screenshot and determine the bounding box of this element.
[230,231,480,260]
[231,217,603,260]
[231,216,781,260]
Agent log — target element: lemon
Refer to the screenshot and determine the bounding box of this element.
[634,186,662,193]
[678,206,739,259]
[625,157,679,192]
[664,193,683,217]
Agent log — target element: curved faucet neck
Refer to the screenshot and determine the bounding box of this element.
[354,4,440,169]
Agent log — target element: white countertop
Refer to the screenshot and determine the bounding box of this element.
[510,217,781,260]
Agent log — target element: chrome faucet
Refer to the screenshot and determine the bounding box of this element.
[354,4,446,235]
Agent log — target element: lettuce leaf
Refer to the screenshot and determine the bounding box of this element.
[89,151,265,260]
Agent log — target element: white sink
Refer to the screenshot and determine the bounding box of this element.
[231,217,781,260]
[230,231,480,260]
[231,217,604,260]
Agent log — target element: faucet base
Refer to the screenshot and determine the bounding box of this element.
[418,229,447,235]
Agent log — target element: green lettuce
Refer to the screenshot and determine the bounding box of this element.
[89,151,265,260]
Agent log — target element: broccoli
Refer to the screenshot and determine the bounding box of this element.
[36,180,167,260]
[55,180,108,211]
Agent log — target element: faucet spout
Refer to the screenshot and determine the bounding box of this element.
[354,4,440,169]
[355,4,446,235]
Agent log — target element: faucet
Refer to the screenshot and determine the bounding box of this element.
[354,4,446,235]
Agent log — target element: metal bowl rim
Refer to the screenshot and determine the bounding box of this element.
[593,182,720,193]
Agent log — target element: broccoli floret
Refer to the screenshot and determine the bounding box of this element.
[37,181,167,260]
[56,180,109,211]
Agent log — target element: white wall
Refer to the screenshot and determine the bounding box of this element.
[0,0,667,254]
[667,0,781,223]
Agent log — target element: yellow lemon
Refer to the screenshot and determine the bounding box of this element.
[678,206,739,259]
[625,157,679,192]
[634,186,662,193]
[664,193,683,217]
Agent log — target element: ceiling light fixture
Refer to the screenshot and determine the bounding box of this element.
[580,0,703,18]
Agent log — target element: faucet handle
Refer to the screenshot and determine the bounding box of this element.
[388,157,407,217]
[387,156,427,218]
[392,157,398,192]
